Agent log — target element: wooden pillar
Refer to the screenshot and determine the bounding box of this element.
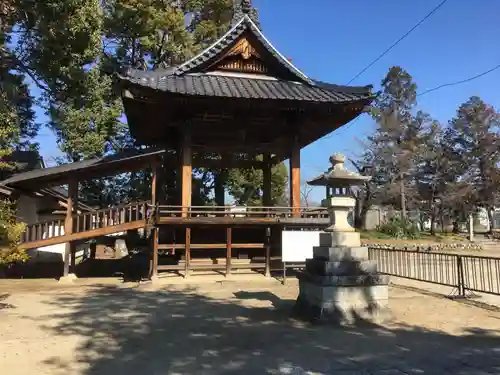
[150,160,159,279]
[151,228,159,279]
[289,138,301,217]
[184,227,191,278]
[151,160,158,205]
[263,153,272,207]
[226,227,232,277]
[265,226,271,277]
[181,131,192,217]
[64,179,78,277]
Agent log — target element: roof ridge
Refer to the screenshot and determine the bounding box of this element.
[312,80,373,94]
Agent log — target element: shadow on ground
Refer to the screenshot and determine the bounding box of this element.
[0,293,14,309]
[36,285,500,374]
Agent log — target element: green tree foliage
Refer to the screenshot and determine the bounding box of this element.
[359,67,427,217]
[356,66,500,234]
[4,0,288,208]
[0,199,27,266]
[0,83,29,265]
[226,162,288,206]
[0,4,33,264]
[448,96,500,230]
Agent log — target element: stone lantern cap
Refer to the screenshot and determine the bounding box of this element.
[307,153,371,187]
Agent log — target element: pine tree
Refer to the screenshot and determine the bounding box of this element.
[448,96,500,231]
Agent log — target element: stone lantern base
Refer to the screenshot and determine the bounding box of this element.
[293,232,390,325]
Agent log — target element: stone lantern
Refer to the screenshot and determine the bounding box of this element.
[293,153,390,325]
[309,153,370,235]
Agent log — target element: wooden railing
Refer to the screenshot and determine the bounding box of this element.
[154,205,328,219]
[21,201,150,244]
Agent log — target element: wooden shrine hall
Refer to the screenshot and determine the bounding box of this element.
[0,0,373,279]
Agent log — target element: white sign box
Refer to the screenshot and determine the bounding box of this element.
[281,230,324,263]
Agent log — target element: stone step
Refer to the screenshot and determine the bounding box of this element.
[306,259,377,276]
[313,246,368,261]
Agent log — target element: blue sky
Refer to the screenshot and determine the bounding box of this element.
[34,0,500,201]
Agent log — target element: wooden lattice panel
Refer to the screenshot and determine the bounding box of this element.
[212,37,268,74]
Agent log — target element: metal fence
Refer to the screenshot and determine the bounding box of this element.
[368,248,500,297]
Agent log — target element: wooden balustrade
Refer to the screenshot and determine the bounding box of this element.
[155,205,328,219]
[21,201,150,244]
[21,202,325,243]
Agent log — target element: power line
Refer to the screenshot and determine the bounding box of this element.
[322,115,363,139]
[346,0,449,85]
[417,63,500,97]
[329,62,500,139]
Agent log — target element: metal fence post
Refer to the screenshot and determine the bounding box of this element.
[457,255,466,297]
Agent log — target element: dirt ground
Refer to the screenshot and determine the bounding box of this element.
[2,276,500,374]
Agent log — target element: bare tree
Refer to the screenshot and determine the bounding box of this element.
[300,180,314,208]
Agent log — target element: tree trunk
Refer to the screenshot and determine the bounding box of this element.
[430,212,436,236]
[487,206,495,234]
[214,170,227,207]
[354,194,370,230]
[429,193,436,235]
[400,172,406,222]
[354,195,361,229]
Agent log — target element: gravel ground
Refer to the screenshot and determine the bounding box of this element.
[2,277,500,374]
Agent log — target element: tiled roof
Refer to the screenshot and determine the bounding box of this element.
[117,13,374,104]
[120,71,372,103]
[0,147,166,188]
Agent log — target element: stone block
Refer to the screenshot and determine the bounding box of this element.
[320,232,361,247]
[294,280,390,325]
[299,280,388,305]
[305,259,378,276]
[313,246,369,261]
[59,273,78,283]
[296,271,390,286]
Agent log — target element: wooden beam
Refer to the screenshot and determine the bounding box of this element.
[64,179,78,276]
[158,217,279,225]
[195,158,263,169]
[151,160,158,205]
[290,137,301,217]
[157,243,265,249]
[164,156,264,169]
[263,153,272,206]
[148,160,159,280]
[185,227,191,277]
[192,143,287,155]
[21,220,147,250]
[226,227,232,277]
[265,227,271,277]
[181,131,192,217]
[151,227,159,279]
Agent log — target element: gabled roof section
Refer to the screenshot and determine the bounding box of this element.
[116,1,375,104]
[172,15,311,84]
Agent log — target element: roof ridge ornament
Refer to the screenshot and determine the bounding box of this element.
[231,0,261,29]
